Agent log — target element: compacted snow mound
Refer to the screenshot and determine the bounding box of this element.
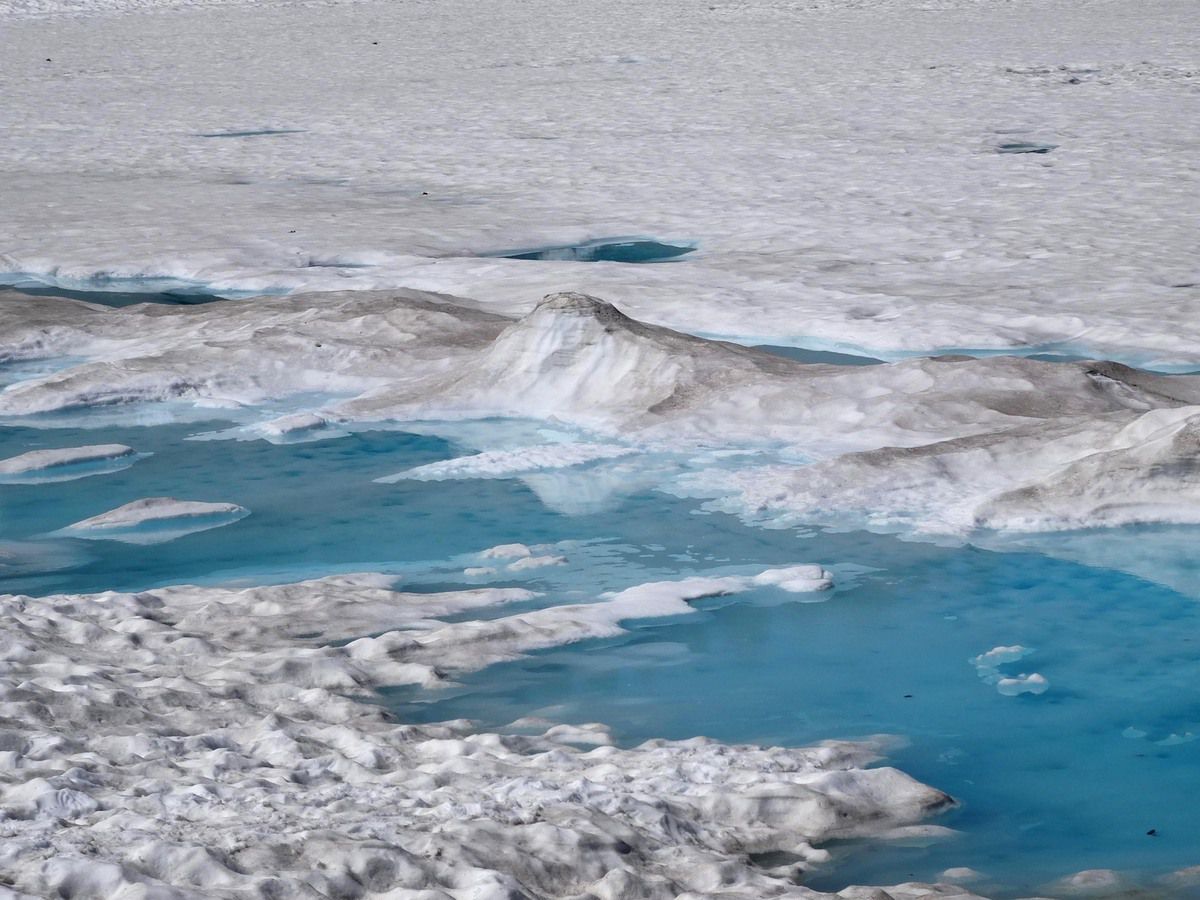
[0,574,980,900]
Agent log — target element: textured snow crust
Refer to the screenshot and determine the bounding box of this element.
[0,572,988,900]
[5,288,1199,536]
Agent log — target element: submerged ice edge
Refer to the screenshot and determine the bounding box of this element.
[0,570,985,900]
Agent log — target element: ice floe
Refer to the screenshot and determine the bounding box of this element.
[971,646,1048,697]
[58,497,250,544]
[0,444,140,483]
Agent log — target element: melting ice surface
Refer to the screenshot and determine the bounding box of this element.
[1,411,1199,897]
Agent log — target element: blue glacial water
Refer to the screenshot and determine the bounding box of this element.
[1,407,1199,896]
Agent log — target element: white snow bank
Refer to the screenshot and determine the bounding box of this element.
[0,572,974,900]
[60,497,249,543]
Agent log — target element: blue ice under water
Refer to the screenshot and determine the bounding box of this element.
[1,410,1199,897]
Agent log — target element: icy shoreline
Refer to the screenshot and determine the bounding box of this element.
[0,572,986,900]
[3,288,1198,538]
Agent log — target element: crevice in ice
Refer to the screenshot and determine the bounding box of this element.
[996,141,1058,154]
[756,344,886,367]
[487,237,697,263]
[195,128,305,138]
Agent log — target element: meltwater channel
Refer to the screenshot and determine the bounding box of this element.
[1,409,1198,897]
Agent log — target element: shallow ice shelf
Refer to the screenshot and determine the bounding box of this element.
[489,237,697,263]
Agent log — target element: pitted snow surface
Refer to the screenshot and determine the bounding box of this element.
[0,574,977,900]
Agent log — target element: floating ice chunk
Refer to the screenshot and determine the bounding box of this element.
[1155,731,1197,746]
[480,543,533,560]
[463,566,496,577]
[971,645,1033,670]
[1048,868,1130,896]
[254,412,347,443]
[60,497,249,544]
[375,442,635,483]
[0,444,140,483]
[506,555,566,571]
[752,564,834,593]
[971,645,1047,694]
[996,673,1049,696]
[941,867,986,883]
